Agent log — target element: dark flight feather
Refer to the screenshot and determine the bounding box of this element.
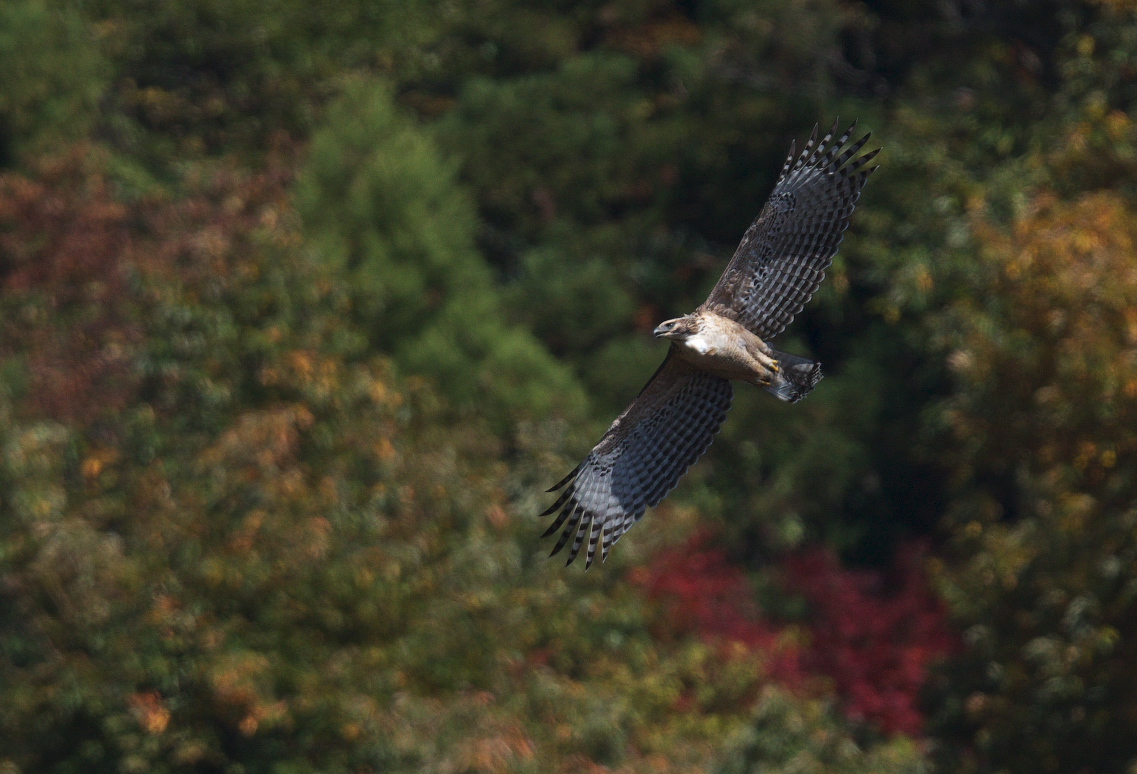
[700,120,880,340]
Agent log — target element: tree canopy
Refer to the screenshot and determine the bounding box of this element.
[2,1,1137,772]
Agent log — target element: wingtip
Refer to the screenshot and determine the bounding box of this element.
[541,515,564,538]
[539,489,571,518]
[546,465,578,492]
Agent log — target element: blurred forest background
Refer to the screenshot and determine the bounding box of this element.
[1,0,1136,772]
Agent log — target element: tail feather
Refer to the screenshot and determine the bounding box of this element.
[764,349,822,403]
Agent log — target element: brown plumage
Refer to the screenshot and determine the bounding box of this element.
[542,120,880,568]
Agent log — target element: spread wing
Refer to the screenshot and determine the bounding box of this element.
[540,351,733,568]
[699,120,880,340]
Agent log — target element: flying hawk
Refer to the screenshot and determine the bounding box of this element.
[541,120,880,568]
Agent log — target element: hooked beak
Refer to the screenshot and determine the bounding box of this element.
[654,319,680,339]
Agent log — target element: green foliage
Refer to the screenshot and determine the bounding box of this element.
[81,0,440,161]
[0,1,108,162]
[295,80,585,424]
[3,0,1137,771]
[715,688,927,774]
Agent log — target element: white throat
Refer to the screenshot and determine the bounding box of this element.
[683,333,714,355]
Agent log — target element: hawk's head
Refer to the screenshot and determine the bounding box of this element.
[653,315,700,341]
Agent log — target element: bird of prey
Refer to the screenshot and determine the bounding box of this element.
[540,120,880,568]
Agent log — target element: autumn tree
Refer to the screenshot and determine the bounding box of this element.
[923,191,1137,773]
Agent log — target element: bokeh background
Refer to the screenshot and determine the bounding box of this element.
[1,1,1136,771]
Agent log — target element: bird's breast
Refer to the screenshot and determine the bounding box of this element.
[675,316,773,382]
[676,332,747,378]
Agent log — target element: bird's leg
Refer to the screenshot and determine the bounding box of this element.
[749,337,780,374]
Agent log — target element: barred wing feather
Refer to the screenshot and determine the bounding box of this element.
[541,352,733,568]
[700,120,880,340]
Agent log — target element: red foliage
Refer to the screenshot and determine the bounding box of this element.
[784,545,957,736]
[0,147,295,426]
[0,148,138,422]
[629,530,804,685]
[634,533,956,736]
